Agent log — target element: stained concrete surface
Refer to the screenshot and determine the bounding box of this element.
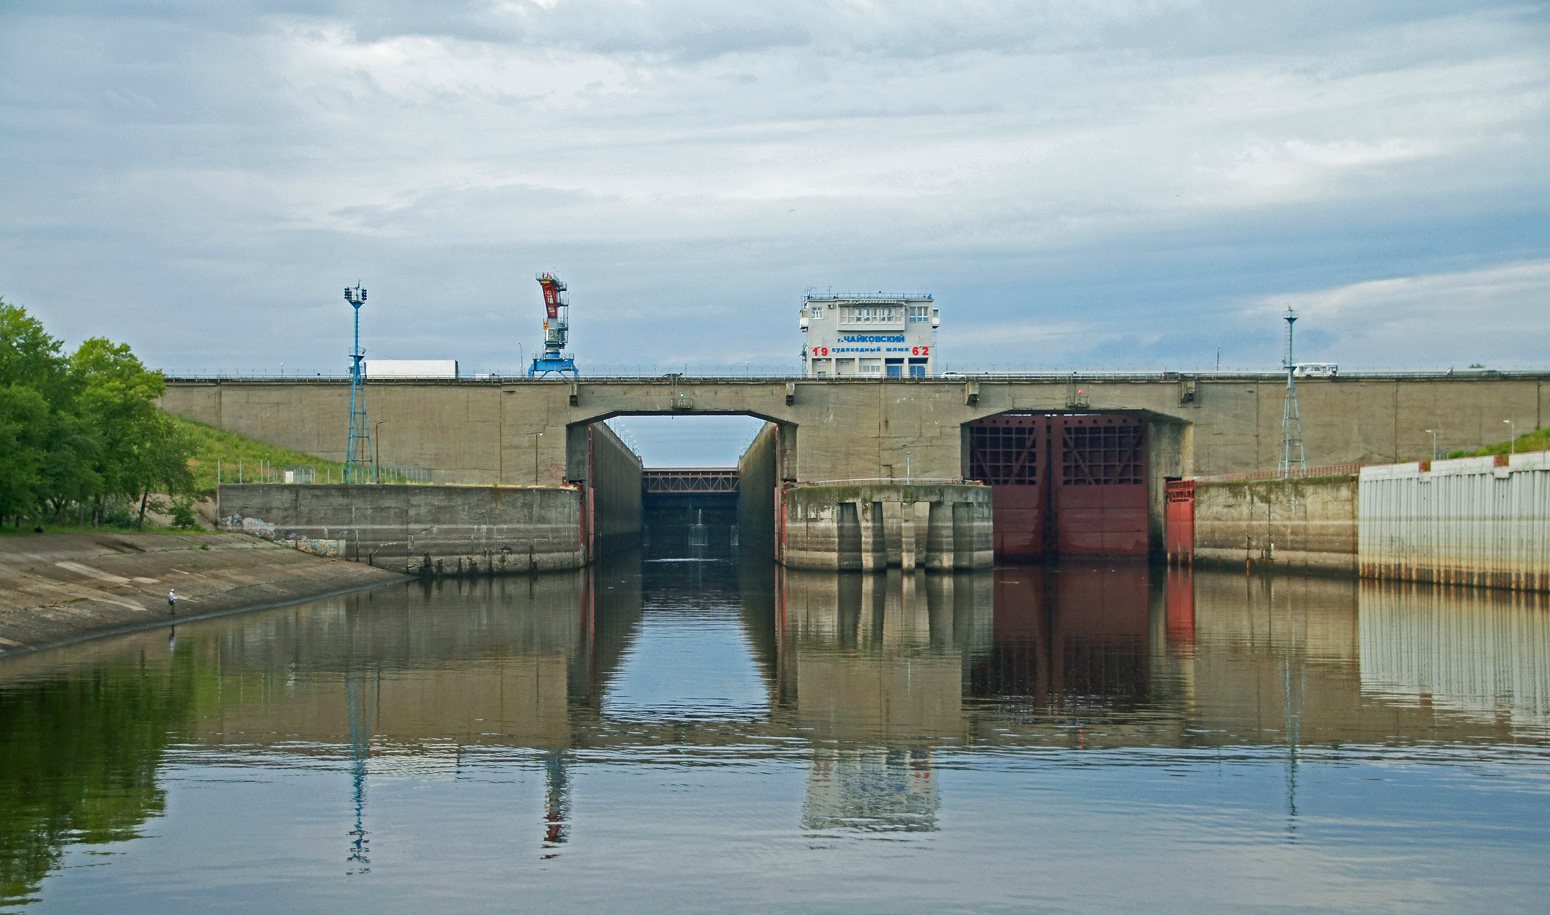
[0,533,405,656]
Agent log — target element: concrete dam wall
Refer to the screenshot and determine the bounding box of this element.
[1190,475,1359,574]
[218,484,586,575]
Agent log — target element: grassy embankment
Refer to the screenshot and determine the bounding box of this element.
[1446,426,1550,459]
[169,415,347,494]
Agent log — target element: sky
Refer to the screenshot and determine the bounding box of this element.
[2,2,1548,464]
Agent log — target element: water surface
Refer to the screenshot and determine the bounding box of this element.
[1,557,1547,912]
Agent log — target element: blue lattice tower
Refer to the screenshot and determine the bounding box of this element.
[345,284,374,482]
[1279,306,1307,476]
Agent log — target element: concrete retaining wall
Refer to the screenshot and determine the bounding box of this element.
[218,484,585,575]
[1359,453,1550,591]
[781,482,993,571]
[1193,475,1358,573]
[738,423,780,552]
[587,422,643,553]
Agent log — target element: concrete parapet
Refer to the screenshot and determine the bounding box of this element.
[218,483,585,575]
[1192,475,1358,574]
[780,482,993,571]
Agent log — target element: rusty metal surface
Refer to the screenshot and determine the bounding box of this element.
[1165,479,1195,564]
[968,414,1149,559]
[1359,452,1550,591]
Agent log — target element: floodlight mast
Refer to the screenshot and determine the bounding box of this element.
[344,283,374,482]
[1278,306,1307,476]
[529,273,579,377]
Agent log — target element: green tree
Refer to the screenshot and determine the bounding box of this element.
[70,338,192,528]
[0,384,49,524]
[0,303,80,524]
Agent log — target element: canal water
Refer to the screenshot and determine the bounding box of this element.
[2,556,1548,912]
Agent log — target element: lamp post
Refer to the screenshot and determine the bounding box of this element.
[1425,429,1438,461]
[1504,419,1516,454]
[344,283,371,483]
[375,421,384,482]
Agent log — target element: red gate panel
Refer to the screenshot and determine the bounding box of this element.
[969,414,1046,560]
[1164,479,1194,564]
[1054,416,1148,556]
[970,414,1151,560]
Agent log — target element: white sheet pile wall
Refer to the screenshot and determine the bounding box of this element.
[1359,452,1550,591]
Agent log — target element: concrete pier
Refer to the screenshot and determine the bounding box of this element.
[780,483,993,571]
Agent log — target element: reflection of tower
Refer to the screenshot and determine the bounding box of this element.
[1279,307,1307,476]
[346,670,372,874]
[802,748,938,832]
[542,750,571,851]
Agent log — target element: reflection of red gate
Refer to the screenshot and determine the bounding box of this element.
[969,414,1149,560]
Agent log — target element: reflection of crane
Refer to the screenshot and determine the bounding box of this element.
[542,750,571,854]
[529,273,579,377]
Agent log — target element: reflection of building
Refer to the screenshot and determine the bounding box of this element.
[800,294,939,378]
[803,748,938,832]
[778,570,991,743]
[1358,583,1550,730]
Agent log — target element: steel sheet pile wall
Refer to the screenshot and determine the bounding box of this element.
[1359,453,1550,591]
[1358,582,1550,728]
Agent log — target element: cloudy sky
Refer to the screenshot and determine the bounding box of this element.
[2,2,1547,461]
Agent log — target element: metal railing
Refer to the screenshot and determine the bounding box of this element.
[801,478,976,486]
[162,368,1550,384]
[1193,463,1362,483]
[217,461,433,485]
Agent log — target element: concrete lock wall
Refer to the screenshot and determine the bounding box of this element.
[781,483,993,571]
[583,421,643,554]
[1192,475,1359,574]
[1359,452,1550,591]
[218,483,585,575]
[738,422,780,552]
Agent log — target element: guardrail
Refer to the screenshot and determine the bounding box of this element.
[162,369,1550,384]
[801,478,976,486]
[1192,463,1362,483]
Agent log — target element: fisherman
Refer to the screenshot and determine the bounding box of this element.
[168,588,177,615]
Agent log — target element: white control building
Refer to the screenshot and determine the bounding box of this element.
[800,294,939,378]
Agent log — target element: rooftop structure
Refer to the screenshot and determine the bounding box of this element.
[800,293,939,378]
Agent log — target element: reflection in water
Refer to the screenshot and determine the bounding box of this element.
[802,749,937,833]
[1359,583,1550,728]
[0,557,1547,909]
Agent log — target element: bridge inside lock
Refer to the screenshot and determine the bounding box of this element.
[968,414,1149,561]
[640,468,742,559]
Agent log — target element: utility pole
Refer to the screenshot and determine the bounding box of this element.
[345,283,373,483]
[1278,307,1307,477]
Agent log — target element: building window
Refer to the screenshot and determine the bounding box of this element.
[841,305,900,324]
[908,306,930,322]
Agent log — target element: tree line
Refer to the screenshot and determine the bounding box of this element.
[0,301,194,529]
